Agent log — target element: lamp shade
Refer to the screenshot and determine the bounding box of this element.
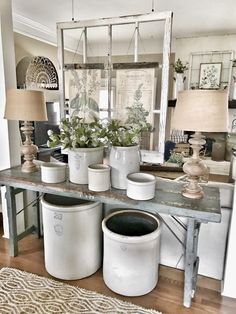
[4,89,48,121]
[172,90,228,132]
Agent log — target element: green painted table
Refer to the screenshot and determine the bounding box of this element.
[0,165,221,308]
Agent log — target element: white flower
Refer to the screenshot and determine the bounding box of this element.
[47,129,53,136]
[80,135,87,142]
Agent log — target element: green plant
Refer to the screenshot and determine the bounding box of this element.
[172,58,188,73]
[126,83,151,129]
[106,85,152,146]
[47,116,108,149]
[167,152,184,165]
[107,84,152,146]
[105,119,140,147]
[232,59,236,67]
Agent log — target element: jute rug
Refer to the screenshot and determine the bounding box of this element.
[0,268,162,314]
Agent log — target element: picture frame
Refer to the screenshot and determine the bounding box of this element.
[199,62,222,89]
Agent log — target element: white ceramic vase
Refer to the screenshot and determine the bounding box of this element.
[68,147,104,184]
[173,73,185,99]
[109,145,140,189]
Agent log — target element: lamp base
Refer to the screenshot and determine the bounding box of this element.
[182,178,204,199]
[21,161,38,173]
[181,132,208,199]
[20,121,39,173]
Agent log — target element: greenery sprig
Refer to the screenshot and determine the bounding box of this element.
[47,116,108,149]
[172,58,188,73]
[47,84,152,148]
[106,119,148,147]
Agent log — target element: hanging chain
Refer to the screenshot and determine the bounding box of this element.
[72,30,84,63]
[126,29,136,56]
[151,0,155,12]
[72,0,75,21]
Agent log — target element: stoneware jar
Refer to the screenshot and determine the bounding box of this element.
[68,147,104,184]
[126,172,156,200]
[41,162,67,183]
[88,163,111,192]
[102,209,162,296]
[109,145,140,189]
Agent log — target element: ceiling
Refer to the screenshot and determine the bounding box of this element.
[12,0,236,47]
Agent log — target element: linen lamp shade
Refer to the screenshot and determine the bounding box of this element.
[172,90,228,132]
[4,89,47,173]
[4,89,47,121]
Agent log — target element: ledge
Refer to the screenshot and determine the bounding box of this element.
[169,99,236,108]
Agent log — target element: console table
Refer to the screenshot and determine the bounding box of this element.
[0,165,221,308]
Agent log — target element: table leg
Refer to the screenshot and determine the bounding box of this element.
[5,186,18,257]
[183,218,201,307]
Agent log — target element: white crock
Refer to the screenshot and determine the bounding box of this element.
[126,172,156,200]
[41,194,102,280]
[41,162,67,183]
[88,163,111,192]
[109,145,140,189]
[102,209,162,296]
[68,147,104,184]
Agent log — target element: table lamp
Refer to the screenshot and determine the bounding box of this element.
[172,90,228,199]
[4,89,48,173]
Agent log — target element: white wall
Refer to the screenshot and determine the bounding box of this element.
[174,34,236,62]
[173,34,236,93]
[0,0,23,232]
[0,0,20,171]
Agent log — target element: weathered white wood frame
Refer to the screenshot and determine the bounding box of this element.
[57,11,173,162]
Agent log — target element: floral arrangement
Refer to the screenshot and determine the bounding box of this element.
[106,85,152,146]
[106,119,149,147]
[172,58,188,73]
[47,116,108,149]
[47,84,152,148]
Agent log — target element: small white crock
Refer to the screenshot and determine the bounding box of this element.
[88,164,111,192]
[41,162,67,183]
[126,172,156,200]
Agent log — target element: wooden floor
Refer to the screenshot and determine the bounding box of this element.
[0,227,236,314]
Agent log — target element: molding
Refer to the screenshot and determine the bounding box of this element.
[12,13,78,52]
[13,13,57,45]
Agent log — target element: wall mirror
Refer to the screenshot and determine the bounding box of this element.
[57,11,173,163]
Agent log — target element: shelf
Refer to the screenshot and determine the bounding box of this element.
[169,99,235,109]
[229,100,236,109]
[168,99,176,107]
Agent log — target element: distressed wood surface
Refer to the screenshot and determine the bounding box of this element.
[64,63,105,70]
[112,62,159,69]
[0,166,221,223]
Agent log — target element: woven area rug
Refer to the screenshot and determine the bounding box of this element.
[0,268,161,314]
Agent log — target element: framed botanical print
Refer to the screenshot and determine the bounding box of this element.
[199,62,222,89]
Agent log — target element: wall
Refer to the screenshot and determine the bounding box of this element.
[0,0,20,171]
[168,34,236,136]
[14,32,80,100]
[173,34,236,95]
[174,34,236,63]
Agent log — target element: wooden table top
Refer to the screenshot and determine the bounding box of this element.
[0,165,221,223]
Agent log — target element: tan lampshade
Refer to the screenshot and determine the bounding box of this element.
[4,89,48,121]
[172,90,228,132]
